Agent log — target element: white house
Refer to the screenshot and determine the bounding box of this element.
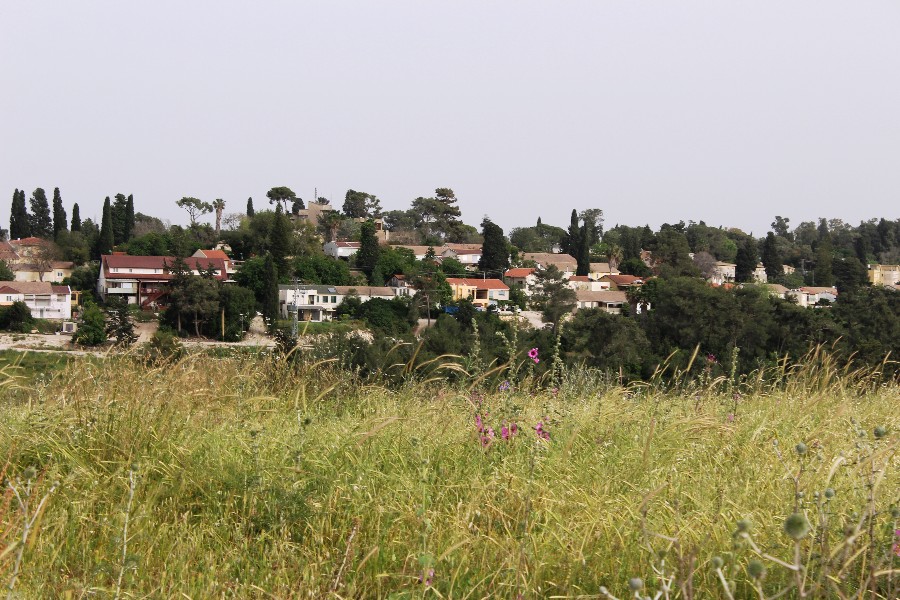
[0,281,72,320]
[574,290,630,314]
[278,284,396,321]
[324,241,361,260]
[97,254,228,308]
[788,286,838,307]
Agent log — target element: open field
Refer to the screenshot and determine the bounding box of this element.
[1,350,898,599]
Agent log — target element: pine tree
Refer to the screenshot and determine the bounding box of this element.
[52,187,67,239]
[125,194,135,241]
[10,189,31,239]
[246,197,255,217]
[70,203,82,232]
[98,196,115,255]
[29,188,53,238]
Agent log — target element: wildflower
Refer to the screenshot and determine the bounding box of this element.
[533,358,540,364]
[498,380,511,392]
[726,413,735,422]
[419,567,435,587]
[893,529,900,558]
[475,413,484,433]
[501,422,519,441]
[784,513,810,540]
[706,353,717,363]
[528,347,539,359]
[534,421,550,441]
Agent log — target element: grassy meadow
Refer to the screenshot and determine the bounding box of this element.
[1,349,898,599]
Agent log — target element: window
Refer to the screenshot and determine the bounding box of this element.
[331,296,337,303]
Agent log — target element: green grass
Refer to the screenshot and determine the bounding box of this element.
[1,352,898,598]
[0,349,78,381]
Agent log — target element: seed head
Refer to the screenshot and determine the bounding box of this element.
[747,560,766,580]
[824,488,835,499]
[711,556,724,569]
[736,519,752,533]
[628,577,643,591]
[23,466,37,480]
[784,513,810,540]
[873,426,887,439]
[795,442,807,455]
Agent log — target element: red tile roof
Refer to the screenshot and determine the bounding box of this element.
[446,278,509,290]
[568,275,591,282]
[504,268,535,278]
[9,237,49,246]
[197,249,230,260]
[602,274,644,285]
[102,255,228,280]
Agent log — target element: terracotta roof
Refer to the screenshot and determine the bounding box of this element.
[9,237,50,246]
[444,243,482,253]
[52,285,71,294]
[505,268,535,278]
[575,290,628,303]
[0,281,54,294]
[0,286,19,295]
[334,241,361,248]
[589,262,619,273]
[765,284,790,295]
[333,286,395,297]
[800,287,838,295]
[446,278,509,290]
[102,255,228,280]
[523,252,577,268]
[196,249,230,260]
[568,276,591,282]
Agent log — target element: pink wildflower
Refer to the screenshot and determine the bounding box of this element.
[501,424,510,440]
[893,529,900,558]
[528,347,539,360]
[475,413,484,433]
[420,568,435,587]
[707,353,717,363]
[534,421,550,441]
[727,413,735,422]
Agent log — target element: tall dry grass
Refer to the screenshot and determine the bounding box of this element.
[0,349,897,598]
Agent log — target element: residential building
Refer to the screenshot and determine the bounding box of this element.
[0,281,72,320]
[787,287,838,307]
[521,253,577,277]
[753,263,768,283]
[868,264,900,288]
[387,274,417,296]
[504,268,537,294]
[324,240,361,260]
[446,278,509,308]
[293,202,337,228]
[588,262,620,281]
[97,254,228,308]
[598,274,646,291]
[710,262,736,285]
[192,249,237,277]
[442,244,482,269]
[574,290,630,314]
[567,276,609,291]
[763,284,790,299]
[1,238,74,282]
[278,284,395,321]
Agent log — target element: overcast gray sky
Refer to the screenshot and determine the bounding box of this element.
[2,1,899,238]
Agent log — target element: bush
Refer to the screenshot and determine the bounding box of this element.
[0,301,35,333]
[73,302,107,346]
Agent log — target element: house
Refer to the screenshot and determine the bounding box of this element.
[567,275,609,292]
[868,264,900,288]
[391,245,437,261]
[2,238,74,282]
[352,217,390,242]
[192,249,236,277]
[504,268,537,294]
[574,290,630,314]
[324,240,361,260]
[387,274,417,297]
[787,286,838,307]
[278,284,395,321]
[446,278,509,308]
[97,254,228,308]
[753,263,768,283]
[709,262,736,285]
[521,253,577,277]
[598,274,645,291]
[763,284,790,299]
[293,202,337,228]
[442,244,482,269]
[588,262,620,281]
[0,281,72,320]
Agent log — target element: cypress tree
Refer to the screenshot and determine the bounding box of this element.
[112,193,128,244]
[477,217,510,274]
[261,253,280,324]
[29,188,53,238]
[357,220,381,284]
[269,203,291,278]
[246,197,255,217]
[10,189,31,239]
[125,194,135,241]
[52,187,67,239]
[99,196,115,255]
[564,209,581,257]
[761,232,782,281]
[814,223,834,287]
[70,203,82,232]
[577,222,591,276]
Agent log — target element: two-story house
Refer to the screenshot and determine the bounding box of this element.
[97,254,228,308]
[446,278,509,308]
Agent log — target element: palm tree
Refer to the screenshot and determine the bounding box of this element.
[322,211,344,243]
[213,199,226,237]
[607,243,623,271]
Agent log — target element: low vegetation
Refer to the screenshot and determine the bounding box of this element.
[1,349,897,598]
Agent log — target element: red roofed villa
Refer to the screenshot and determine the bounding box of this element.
[98,255,228,310]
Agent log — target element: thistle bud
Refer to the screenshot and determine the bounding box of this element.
[795,442,807,455]
[873,426,887,439]
[747,559,766,580]
[628,577,643,591]
[784,513,810,540]
[711,556,724,569]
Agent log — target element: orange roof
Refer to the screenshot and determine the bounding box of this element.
[446,277,509,290]
[568,275,591,282]
[198,249,230,260]
[505,268,535,278]
[602,274,644,285]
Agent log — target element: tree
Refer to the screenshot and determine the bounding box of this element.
[70,203,81,232]
[0,260,14,281]
[176,197,213,227]
[98,196,115,255]
[321,210,343,243]
[219,284,256,341]
[52,187,67,240]
[266,186,299,212]
[692,251,719,280]
[261,253,280,324]
[125,194,135,241]
[9,189,30,239]
[477,217,509,274]
[212,198,226,237]
[105,299,136,346]
[357,220,381,283]
[652,229,698,278]
[761,232,782,281]
[563,209,581,257]
[343,189,382,219]
[29,188,53,239]
[814,221,834,287]
[771,216,792,240]
[562,309,650,379]
[73,301,108,345]
[734,236,758,283]
[246,197,255,217]
[112,193,128,244]
[577,221,591,276]
[832,257,868,294]
[532,265,576,331]
[0,301,34,333]
[269,203,292,278]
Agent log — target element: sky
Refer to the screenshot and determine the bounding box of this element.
[2,1,899,238]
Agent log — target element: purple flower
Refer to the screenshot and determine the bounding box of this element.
[475,413,484,433]
[706,353,717,364]
[528,347,539,360]
[498,380,511,392]
[420,568,435,587]
[727,413,735,422]
[534,421,550,441]
[501,424,510,440]
[533,357,540,364]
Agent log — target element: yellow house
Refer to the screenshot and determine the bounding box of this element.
[868,264,900,288]
[446,278,509,308]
